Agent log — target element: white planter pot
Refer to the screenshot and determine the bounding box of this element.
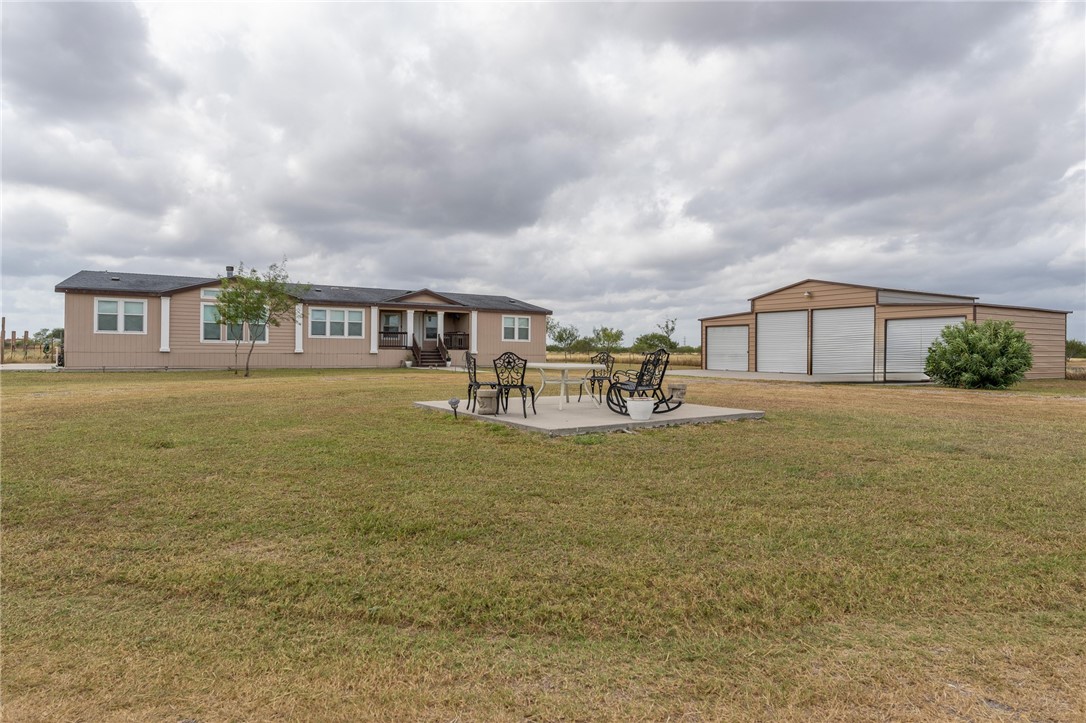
[626,397,655,421]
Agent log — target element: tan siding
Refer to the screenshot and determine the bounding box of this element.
[753,280,876,312]
[473,312,547,366]
[397,292,451,305]
[874,305,973,379]
[62,287,548,370]
[975,306,1067,379]
[63,293,163,369]
[701,313,755,370]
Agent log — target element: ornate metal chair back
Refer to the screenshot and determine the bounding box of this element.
[493,351,528,386]
[590,351,615,378]
[637,348,670,388]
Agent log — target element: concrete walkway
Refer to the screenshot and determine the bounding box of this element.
[416,395,764,436]
[669,369,891,383]
[0,363,58,372]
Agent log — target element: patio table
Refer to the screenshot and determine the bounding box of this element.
[527,362,605,411]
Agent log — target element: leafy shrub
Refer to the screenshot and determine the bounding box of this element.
[1066,338,1086,360]
[925,320,1032,389]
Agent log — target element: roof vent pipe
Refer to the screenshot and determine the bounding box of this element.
[226,266,234,278]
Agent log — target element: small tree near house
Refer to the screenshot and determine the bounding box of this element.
[215,262,302,377]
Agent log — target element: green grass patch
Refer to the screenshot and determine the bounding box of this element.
[3,369,1084,719]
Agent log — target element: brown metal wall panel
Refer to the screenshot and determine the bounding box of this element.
[975,306,1067,379]
[753,281,877,312]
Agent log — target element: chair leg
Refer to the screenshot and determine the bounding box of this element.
[529,387,536,415]
[521,389,528,418]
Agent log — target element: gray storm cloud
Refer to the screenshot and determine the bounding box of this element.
[2,2,1083,340]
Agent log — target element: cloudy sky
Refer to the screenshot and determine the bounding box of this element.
[3,2,1084,343]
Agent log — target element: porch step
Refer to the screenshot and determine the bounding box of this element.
[417,350,446,368]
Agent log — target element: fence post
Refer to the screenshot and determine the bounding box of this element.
[10,331,16,362]
[23,331,30,360]
[1,317,5,362]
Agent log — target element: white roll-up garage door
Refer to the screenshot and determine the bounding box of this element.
[885,316,966,375]
[756,311,808,373]
[706,326,748,371]
[812,307,875,374]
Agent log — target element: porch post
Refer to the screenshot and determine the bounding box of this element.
[437,311,445,340]
[294,303,304,353]
[159,297,171,352]
[370,306,379,354]
[470,310,478,354]
[406,310,415,346]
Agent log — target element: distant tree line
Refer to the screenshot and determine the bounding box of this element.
[545,317,700,356]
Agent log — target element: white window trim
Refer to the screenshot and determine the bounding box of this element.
[200,287,222,299]
[200,302,270,344]
[502,315,531,343]
[94,297,148,335]
[380,311,403,332]
[308,307,366,339]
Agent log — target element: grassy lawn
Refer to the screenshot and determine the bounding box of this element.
[2,369,1084,720]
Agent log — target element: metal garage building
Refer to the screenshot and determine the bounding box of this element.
[700,280,1069,381]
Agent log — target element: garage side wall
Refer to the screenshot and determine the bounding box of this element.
[975,306,1067,379]
[701,313,754,370]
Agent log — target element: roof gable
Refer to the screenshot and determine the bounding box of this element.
[386,289,464,306]
[749,279,977,302]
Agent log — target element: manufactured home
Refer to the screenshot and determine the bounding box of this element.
[700,280,1069,381]
[56,269,550,371]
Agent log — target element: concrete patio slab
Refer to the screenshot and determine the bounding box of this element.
[415,395,764,436]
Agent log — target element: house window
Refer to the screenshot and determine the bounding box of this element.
[202,303,267,343]
[203,305,222,341]
[310,308,364,338]
[95,298,146,334]
[381,313,401,332]
[200,288,221,299]
[502,315,530,342]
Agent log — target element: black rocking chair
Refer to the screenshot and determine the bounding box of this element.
[605,348,684,416]
[579,351,615,403]
[493,351,537,418]
[465,352,499,413]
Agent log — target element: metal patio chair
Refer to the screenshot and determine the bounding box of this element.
[605,348,684,416]
[493,351,537,418]
[578,351,615,403]
[465,352,499,413]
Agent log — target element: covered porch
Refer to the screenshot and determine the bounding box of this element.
[373,307,476,368]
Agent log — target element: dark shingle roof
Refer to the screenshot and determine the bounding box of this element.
[57,270,550,314]
[56,270,216,295]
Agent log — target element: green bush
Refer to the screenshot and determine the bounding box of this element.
[925,320,1033,389]
[1066,338,1086,360]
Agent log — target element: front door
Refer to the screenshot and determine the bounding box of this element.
[417,313,439,348]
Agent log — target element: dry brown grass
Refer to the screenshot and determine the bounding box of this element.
[548,351,702,368]
[2,370,1084,720]
[1067,357,1086,380]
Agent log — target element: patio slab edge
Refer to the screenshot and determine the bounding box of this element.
[415,399,764,436]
